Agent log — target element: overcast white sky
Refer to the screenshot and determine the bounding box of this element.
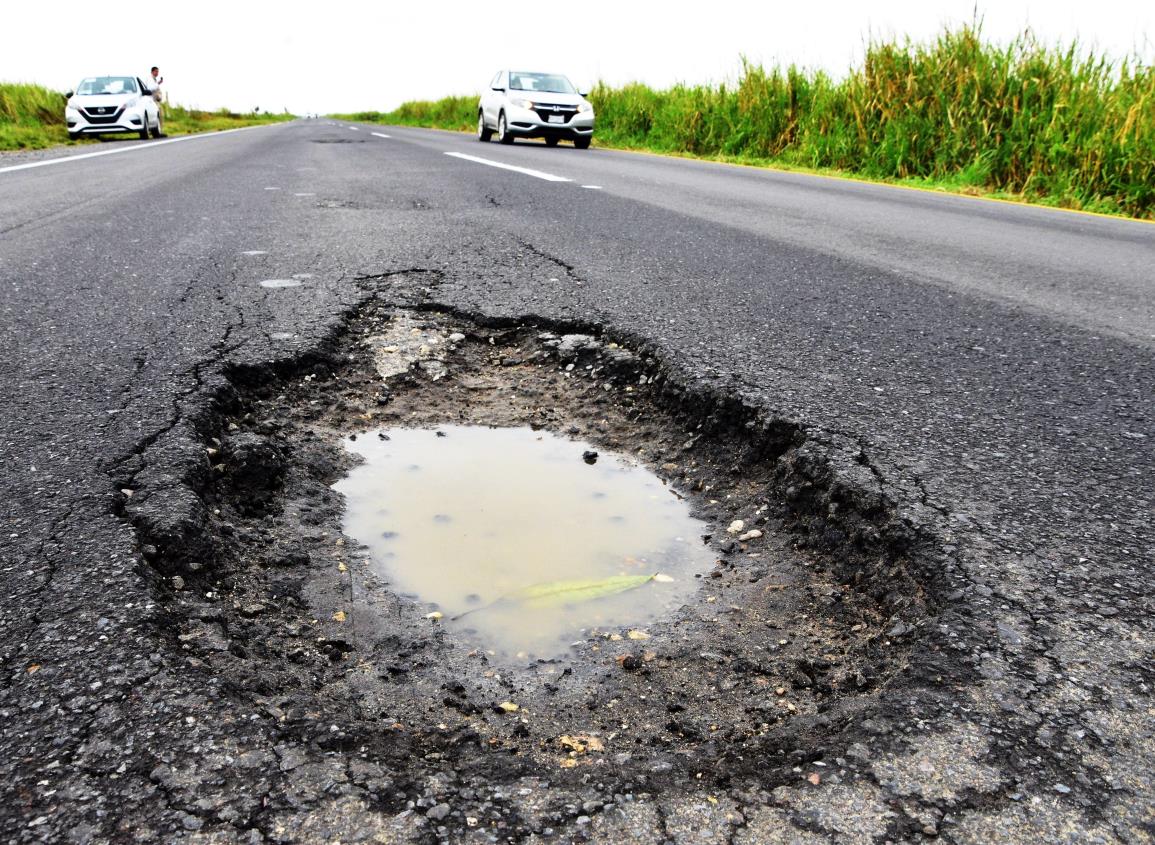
[2,1,1151,114]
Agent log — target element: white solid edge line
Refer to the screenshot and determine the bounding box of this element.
[371,132,391,139]
[581,185,603,190]
[444,151,571,182]
[0,124,278,175]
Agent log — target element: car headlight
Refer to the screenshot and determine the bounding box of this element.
[577,101,593,114]
[510,98,535,110]
[65,105,81,117]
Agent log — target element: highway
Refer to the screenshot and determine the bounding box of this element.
[1,120,1151,843]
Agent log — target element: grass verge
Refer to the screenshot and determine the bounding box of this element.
[335,25,1154,220]
[1,81,293,151]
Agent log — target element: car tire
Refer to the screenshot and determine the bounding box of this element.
[574,136,592,150]
[477,112,493,142]
[545,137,559,147]
[150,111,163,138]
[497,112,514,145]
[68,132,80,141]
[138,116,149,140]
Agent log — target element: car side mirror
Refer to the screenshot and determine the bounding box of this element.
[64,91,74,99]
[580,91,589,98]
[492,86,505,92]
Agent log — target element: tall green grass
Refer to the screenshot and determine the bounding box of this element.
[161,104,293,135]
[347,26,1155,218]
[593,28,1154,217]
[334,95,476,131]
[0,81,293,150]
[0,82,65,149]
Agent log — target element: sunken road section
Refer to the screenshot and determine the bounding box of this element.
[111,278,974,841]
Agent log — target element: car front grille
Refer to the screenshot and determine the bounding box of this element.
[533,103,579,123]
[82,106,123,124]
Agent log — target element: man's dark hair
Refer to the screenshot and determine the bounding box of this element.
[151,66,159,73]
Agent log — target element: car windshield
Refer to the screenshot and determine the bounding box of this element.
[508,72,576,94]
[75,76,138,96]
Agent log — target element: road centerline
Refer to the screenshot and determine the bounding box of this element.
[371,132,391,139]
[443,152,572,183]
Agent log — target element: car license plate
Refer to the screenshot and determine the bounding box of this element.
[548,115,565,124]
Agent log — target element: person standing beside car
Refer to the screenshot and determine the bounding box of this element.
[149,66,163,106]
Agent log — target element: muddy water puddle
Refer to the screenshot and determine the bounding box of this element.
[334,425,715,658]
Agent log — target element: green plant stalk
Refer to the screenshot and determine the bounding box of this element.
[452,573,657,619]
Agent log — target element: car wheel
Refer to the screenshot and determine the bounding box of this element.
[477,112,493,142]
[150,111,163,138]
[545,137,559,147]
[497,112,514,145]
[68,132,80,141]
[574,136,592,150]
[138,115,149,140]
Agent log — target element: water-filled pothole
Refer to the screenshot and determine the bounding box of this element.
[334,425,715,658]
[132,294,934,807]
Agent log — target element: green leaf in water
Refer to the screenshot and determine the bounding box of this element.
[453,573,657,619]
[506,573,657,609]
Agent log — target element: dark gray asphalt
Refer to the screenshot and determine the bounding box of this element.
[1,120,1152,843]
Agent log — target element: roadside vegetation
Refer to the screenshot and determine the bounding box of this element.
[338,26,1155,219]
[336,95,477,132]
[0,82,293,151]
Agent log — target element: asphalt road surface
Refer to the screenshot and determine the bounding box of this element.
[1,121,1152,844]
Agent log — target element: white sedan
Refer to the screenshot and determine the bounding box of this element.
[65,75,162,141]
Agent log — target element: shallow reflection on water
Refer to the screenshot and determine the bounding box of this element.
[334,426,714,659]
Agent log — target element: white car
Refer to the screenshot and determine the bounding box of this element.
[65,75,162,141]
[478,71,594,148]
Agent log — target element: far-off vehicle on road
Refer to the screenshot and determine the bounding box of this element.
[65,75,162,141]
[478,71,594,148]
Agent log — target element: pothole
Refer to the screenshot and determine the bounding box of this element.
[125,290,949,801]
[335,425,715,659]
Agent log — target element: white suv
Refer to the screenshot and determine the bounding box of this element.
[65,75,162,141]
[478,71,594,148]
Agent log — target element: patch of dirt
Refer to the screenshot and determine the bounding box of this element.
[121,283,966,840]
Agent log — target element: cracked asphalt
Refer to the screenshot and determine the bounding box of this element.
[0,120,1152,844]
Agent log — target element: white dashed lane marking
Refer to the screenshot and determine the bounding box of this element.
[443,152,571,183]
